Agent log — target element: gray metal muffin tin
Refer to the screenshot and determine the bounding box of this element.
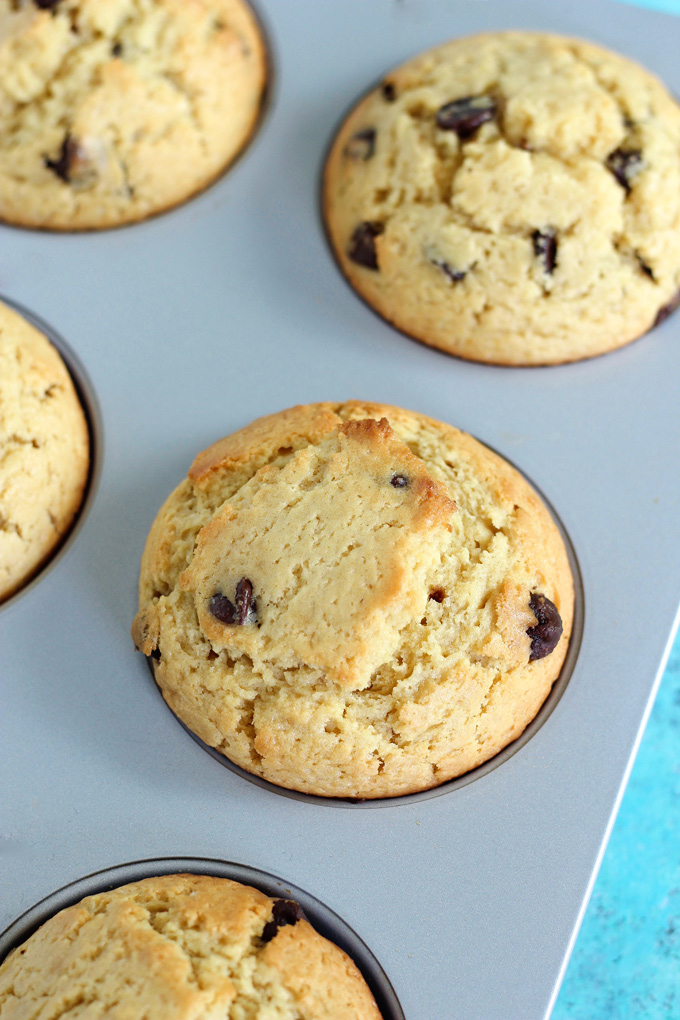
[1,2,679,1018]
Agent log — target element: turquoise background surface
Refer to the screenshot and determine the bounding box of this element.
[553,633,680,1019]
[618,0,680,11]
[552,8,680,1018]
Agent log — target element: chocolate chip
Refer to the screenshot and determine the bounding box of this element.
[344,127,376,161]
[235,576,256,626]
[34,0,62,8]
[208,578,257,626]
[112,42,123,57]
[381,82,396,102]
[347,221,384,270]
[44,135,77,182]
[44,134,96,188]
[435,95,496,139]
[208,593,236,624]
[260,899,306,943]
[636,254,655,280]
[150,648,161,661]
[527,593,563,661]
[390,474,408,488]
[428,252,466,283]
[532,229,558,275]
[606,148,643,192]
[653,287,680,328]
[429,588,445,603]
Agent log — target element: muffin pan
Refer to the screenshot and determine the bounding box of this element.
[1,2,679,1019]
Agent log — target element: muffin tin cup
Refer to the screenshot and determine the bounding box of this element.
[318,61,680,370]
[0,0,275,237]
[0,296,102,613]
[146,451,584,808]
[0,858,404,1020]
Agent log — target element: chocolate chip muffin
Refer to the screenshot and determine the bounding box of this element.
[132,402,574,799]
[0,300,89,602]
[0,0,267,230]
[323,32,680,365]
[0,874,383,1019]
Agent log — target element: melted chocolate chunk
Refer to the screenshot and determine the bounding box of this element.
[150,647,161,661]
[653,287,680,328]
[606,148,643,192]
[390,474,409,488]
[34,0,62,8]
[208,593,236,624]
[347,221,384,270]
[235,576,256,626]
[44,135,78,182]
[381,82,396,102]
[527,593,563,661]
[436,95,496,139]
[532,229,558,275]
[209,578,257,626]
[428,252,466,283]
[260,899,306,943]
[344,127,376,161]
[45,134,98,188]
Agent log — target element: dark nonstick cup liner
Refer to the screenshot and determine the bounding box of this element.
[145,446,583,808]
[0,295,102,612]
[0,857,404,1020]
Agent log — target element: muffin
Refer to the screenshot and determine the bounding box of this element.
[0,873,383,1019]
[323,32,680,365]
[132,402,574,799]
[0,0,267,230]
[0,301,90,602]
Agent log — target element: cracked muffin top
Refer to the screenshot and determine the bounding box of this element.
[323,32,680,365]
[0,300,89,602]
[0,0,267,230]
[0,874,383,1020]
[132,401,574,799]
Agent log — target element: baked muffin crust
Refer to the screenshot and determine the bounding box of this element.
[0,874,383,1020]
[323,32,680,364]
[0,300,89,602]
[0,0,267,229]
[133,401,574,798]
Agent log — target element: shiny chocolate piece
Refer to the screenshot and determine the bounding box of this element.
[527,592,563,661]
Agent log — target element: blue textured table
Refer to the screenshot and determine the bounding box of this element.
[618,0,680,11]
[553,632,680,1018]
[551,7,680,1018]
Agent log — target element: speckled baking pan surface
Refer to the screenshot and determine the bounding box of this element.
[1,3,679,1020]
